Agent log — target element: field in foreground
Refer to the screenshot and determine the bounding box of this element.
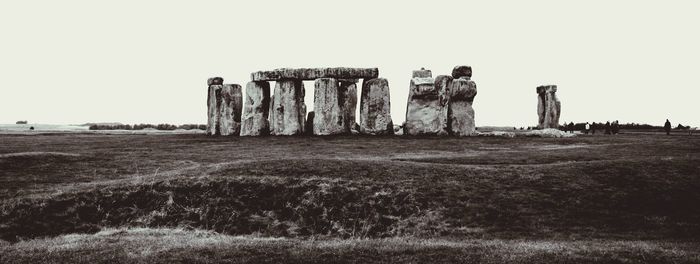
[1,133,699,263]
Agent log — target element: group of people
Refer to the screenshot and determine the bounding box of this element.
[562,121,620,135]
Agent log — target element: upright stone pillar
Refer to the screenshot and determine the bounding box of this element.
[241,81,271,136]
[207,77,224,135]
[313,78,347,135]
[404,69,450,136]
[360,78,394,135]
[219,84,243,136]
[269,80,306,135]
[536,85,561,129]
[339,80,358,132]
[449,66,478,136]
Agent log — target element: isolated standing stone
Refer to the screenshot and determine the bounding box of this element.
[218,84,243,136]
[313,78,349,135]
[360,78,394,135]
[269,80,306,135]
[449,77,478,136]
[537,85,561,129]
[240,81,271,136]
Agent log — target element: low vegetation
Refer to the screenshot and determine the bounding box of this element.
[1,133,699,262]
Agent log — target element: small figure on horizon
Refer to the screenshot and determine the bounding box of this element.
[568,122,575,133]
[584,122,591,134]
[664,119,672,135]
[591,122,597,134]
[29,126,34,131]
[612,120,620,135]
[604,121,611,135]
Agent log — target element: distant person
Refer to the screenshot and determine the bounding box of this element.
[612,120,620,135]
[29,126,34,131]
[568,122,575,133]
[664,119,672,135]
[584,122,591,134]
[604,121,611,135]
[591,122,597,134]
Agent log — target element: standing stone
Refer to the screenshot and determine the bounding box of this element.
[207,81,224,135]
[340,80,358,132]
[360,78,394,135]
[269,80,306,135]
[305,111,315,135]
[218,84,243,136]
[536,85,561,129]
[313,78,347,135]
[240,81,271,136]
[404,69,451,136]
[449,77,478,136]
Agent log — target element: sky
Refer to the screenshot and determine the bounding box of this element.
[1,0,698,127]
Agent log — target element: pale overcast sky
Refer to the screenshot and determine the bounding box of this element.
[1,0,698,127]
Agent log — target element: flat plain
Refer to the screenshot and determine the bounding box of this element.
[1,132,699,263]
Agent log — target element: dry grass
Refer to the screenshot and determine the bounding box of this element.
[2,227,699,263]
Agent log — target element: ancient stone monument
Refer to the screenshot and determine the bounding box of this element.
[404,68,450,135]
[207,77,243,136]
[240,81,271,136]
[536,85,561,129]
[269,79,306,135]
[243,67,378,136]
[403,66,477,136]
[448,66,478,136]
[360,78,394,135]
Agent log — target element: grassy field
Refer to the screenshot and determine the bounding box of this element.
[1,132,699,263]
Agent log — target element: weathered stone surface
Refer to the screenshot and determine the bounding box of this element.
[404,71,450,135]
[269,80,306,135]
[240,81,271,136]
[207,77,223,86]
[360,78,393,135]
[449,78,478,136]
[340,80,358,131]
[207,84,223,135]
[219,84,243,136]
[536,85,561,129]
[313,78,345,135]
[305,111,315,135]
[251,68,379,81]
[451,65,472,79]
[412,68,432,78]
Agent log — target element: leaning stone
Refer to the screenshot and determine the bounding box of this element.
[451,66,472,79]
[360,78,394,135]
[536,85,561,129]
[269,80,306,135]
[251,67,379,81]
[219,84,243,136]
[241,81,271,136]
[449,78,478,136]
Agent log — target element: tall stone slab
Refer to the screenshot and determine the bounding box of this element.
[241,81,271,136]
[206,77,224,135]
[269,80,306,135]
[219,84,243,136]
[404,69,451,136]
[360,78,394,135]
[449,77,477,136]
[536,85,561,129]
[313,78,348,135]
[340,80,358,131]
